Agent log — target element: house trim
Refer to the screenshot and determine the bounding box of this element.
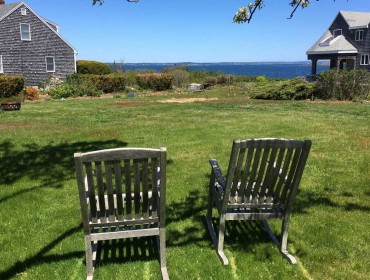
[307,50,358,55]
[0,55,3,73]
[20,22,31,41]
[360,54,369,65]
[45,56,55,72]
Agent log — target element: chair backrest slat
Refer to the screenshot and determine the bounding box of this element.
[142,159,149,219]
[240,146,255,203]
[114,161,124,221]
[224,139,311,211]
[230,146,246,202]
[95,161,106,222]
[85,162,98,223]
[151,158,158,218]
[104,161,115,221]
[134,159,141,219]
[124,159,132,220]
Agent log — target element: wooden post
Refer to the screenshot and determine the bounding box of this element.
[311,59,318,75]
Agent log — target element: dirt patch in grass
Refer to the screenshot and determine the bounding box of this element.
[0,122,36,129]
[158,97,218,103]
[358,137,370,149]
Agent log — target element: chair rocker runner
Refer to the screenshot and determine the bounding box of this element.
[206,138,311,265]
[75,148,169,280]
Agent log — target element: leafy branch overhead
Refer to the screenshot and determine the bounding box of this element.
[92,0,349,24]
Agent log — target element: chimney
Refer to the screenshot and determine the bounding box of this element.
[0,1,5,5]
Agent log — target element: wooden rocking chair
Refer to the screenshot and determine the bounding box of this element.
[75,148,169,280]
[206,138,311,265]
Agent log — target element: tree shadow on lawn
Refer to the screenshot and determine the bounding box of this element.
[294,189,370,213]
[0,224,84,279]
[0,139,128,204]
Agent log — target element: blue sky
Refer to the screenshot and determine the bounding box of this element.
[14,0,370,63]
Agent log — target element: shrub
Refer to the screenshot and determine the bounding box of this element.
[170,69,190,88]
[46,79,103,99]
[251,78,315,100]
[76,60,112,75]
[315,69,370,100]
[24,87,40,101]
[136,73,173,91]
[256,75,268,83]
[204,76,217,86]
[0,75,24,98]
[67,73,125,93]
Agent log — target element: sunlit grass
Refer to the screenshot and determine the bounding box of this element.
[0,90,369,279]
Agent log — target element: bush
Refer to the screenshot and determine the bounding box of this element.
[315,69,370,100]
[256,76,269,83]
[204,76,217,86]
[170,69,190,88]
[251,78,315,100]
[67,73,125,93]
[136,73,173,91]
[24,87,40,101]
[0,75,24,98]
[76,60,112,75]
[46,79,103,99]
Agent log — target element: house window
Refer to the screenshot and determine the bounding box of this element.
[46,56,55,72]
[20,23,31,40]
[333,29,342,38]
[21,8,27,15]
[355,30,364,41]
[360,54,369,65]
[0,55,3,74]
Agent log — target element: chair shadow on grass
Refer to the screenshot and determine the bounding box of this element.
[0,224,84,279]
[0,139,128,204]
[95,236,159,267]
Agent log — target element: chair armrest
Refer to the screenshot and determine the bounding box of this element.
[209,159,226,194]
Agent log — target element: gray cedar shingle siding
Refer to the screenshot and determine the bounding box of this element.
[0,2,76,85]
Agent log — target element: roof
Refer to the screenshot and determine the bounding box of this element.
[340,11,370,29]
[0,2,21,19]
[306,30,357,55]
[0,2,77,53]
[306,11,369,56]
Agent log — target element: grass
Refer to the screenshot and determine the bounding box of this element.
[0,89,369,279]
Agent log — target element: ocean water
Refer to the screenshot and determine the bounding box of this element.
[122,62,330,79]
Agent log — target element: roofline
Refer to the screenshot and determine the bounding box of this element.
[306,50,358,55]
[0,2,77,54]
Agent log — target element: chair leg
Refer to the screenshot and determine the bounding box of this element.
[158,228,169,280]
[280,218,297,264]
[216,214,229,265]
[84,235,94,280]
[262,220,297,264]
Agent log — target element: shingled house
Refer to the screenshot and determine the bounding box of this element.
[307,11,370,75]
[0,1,77,85]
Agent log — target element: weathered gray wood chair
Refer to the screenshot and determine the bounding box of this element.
[206,138,311,265]
[74,148,168,280]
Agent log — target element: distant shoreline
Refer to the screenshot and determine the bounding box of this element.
[118,61,330,66]
[112,61,330,79]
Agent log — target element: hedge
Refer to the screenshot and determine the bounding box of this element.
[67,73,125,93]
[76,60,112,75]
[0,75,25,98]
[136,73,173,91]
[315,69,370,100]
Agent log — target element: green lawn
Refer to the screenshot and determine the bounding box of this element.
[1,90,369,279]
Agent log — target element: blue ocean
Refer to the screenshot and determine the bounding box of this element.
[122,62,329,79]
